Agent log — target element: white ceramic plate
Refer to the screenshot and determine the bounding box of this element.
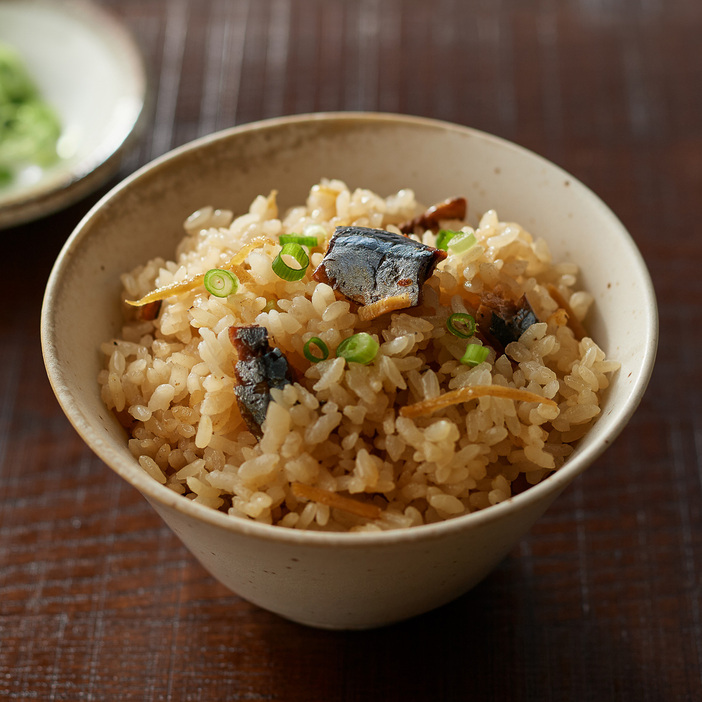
[0,0,147,229]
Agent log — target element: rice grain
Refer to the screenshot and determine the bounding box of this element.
[99,180,619,531]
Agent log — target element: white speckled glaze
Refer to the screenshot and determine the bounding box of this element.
[41,113,658,629]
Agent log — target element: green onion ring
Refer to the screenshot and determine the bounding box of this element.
[436,229,460,251]
[203,269,239,297]
[448,232,477,254]
[279,234,319,247]
[460,344,490,367]
[446,312,476,339]
[303,337,329,363]
[335,332,379,365]
[272,242,309,281]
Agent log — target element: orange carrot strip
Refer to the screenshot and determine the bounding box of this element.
[291,482,382,520]
[546,284,587,341]
[125,237,274,307]
[231,266,254,285]
[357,293,412,321]
[400,385,558,419]
[225,236,275,267]
[125,276,204,306]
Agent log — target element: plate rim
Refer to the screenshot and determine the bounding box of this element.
[0,0,149,229]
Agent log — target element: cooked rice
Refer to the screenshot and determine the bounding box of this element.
[98,180,619,532]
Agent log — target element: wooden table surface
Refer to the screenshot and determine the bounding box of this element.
[2,0,700,699]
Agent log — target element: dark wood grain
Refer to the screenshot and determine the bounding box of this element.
[1,0,700,699]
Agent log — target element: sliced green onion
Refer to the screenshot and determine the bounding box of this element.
[448,232,477,254]
[279,234,319,247]
[263,299,278,313]
[272,242,310,281]
[303,337,329,363]
[460,344,490,367]
[447,313,476,339]
[203,269,239,297]
[436,229,461,250]
[336,332,379,365]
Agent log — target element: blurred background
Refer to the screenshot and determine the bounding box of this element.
[1,0,700,699]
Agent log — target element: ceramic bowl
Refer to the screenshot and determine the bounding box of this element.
[41,113,658,629]
[0,0,147,229]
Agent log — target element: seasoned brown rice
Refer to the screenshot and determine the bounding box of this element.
[98,180,619,532]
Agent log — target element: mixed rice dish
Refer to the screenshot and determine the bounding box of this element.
[99,180,619,532]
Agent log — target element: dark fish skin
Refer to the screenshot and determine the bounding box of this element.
[486,295,539,347]
[312,226,446,307]
[229,325,293,438]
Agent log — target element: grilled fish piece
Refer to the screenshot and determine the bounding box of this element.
[476,292,539,348]
[399,196,467,234]
[312,226,446,319]
[229,325,293,438]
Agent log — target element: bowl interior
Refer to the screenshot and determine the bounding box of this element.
[41,113,658,541]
